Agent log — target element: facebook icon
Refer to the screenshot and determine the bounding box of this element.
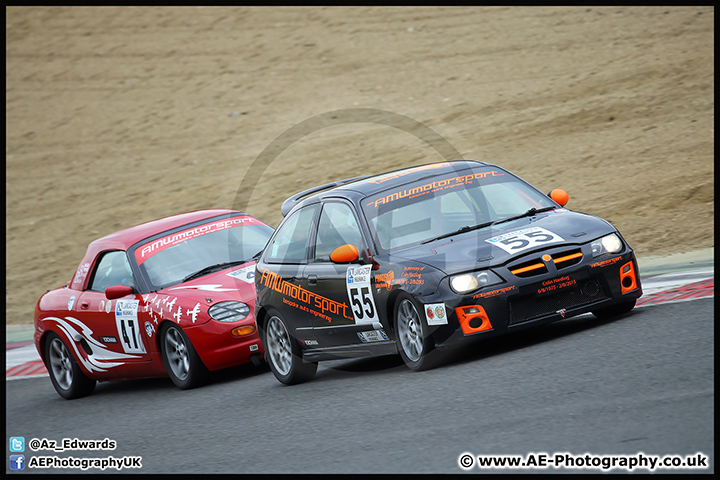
[10,454,25,470]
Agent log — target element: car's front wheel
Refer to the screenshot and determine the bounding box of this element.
[394,293,439,371]
[264,311,317,385]
[160,323,208,389]
[45,332,96,400]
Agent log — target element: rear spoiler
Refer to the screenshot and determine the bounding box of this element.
[280,176,369,217]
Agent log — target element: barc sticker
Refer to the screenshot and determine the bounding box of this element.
[227,265,256,283]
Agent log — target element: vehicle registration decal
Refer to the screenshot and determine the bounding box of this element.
[424,303,448,325]
[357,329,390,343]
[346,265,379,325]
[115,299,146,354]
[485,226,564,254]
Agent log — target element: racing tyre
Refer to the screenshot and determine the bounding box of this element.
[394,293,440,371]
[161,323,208,389]
[264,311,317,385]
[592,299,637,319]
[45,332,96,400]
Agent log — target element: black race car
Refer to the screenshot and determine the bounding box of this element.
[255,161,642,384]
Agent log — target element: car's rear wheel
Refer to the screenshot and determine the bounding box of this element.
[264,311,317,385]
[45,332,96,400]
[592,299,637,319]
[394,293,438,371]
[160,323,208,389]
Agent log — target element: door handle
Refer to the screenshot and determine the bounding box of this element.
[307,274,318,286]
[80,301,90,310]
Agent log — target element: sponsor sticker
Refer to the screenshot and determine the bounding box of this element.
[357,329,390,343]
[67,296,76,311]
[227,265,256,283]
[424,303,448,325]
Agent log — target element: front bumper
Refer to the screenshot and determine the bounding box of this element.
[183,316,265,371]
[421,245,642,349]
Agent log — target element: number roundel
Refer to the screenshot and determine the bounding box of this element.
[345,265,378,325]
[485,227,564,254]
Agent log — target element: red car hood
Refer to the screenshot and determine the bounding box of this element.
[152,262,257,326]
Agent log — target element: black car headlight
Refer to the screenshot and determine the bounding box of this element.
[591,233,623,257]
[450,270,504,294]
[208,301,250,322]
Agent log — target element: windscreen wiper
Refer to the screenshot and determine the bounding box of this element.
[421,220,495,244]
[182,260,249,283]
[490,206,556,227]
[420,206,556,245]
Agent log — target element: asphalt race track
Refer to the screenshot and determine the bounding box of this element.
[5,296,713,474]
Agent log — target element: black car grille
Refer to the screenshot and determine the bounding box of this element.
[510,248,583,278]
[509,280,606,325]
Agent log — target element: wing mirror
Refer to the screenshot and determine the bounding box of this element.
[330,244,359,263]
[105,284,133,300]
[548,189,569,206]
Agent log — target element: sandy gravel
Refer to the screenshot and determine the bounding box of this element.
[6,6,714,325]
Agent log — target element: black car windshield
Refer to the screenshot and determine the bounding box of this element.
[134,216,274,290]
[361,167,558,252]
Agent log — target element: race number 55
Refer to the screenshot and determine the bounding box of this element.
[346,265,379,325]
[350,286,376,321]
[486,227,564,254]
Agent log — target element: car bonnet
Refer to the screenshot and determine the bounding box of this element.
[388,209,618,275]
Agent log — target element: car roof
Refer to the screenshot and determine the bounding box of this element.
[88,209,243,251]
[281,160,491,216]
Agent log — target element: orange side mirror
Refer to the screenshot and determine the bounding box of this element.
[549,189,569,206]
[330,244,359,263]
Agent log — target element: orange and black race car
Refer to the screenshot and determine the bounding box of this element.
[254,161,642,385]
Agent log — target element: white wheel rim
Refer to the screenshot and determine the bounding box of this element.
[165,328,190,380]
[266,316,292,376]
[49,338,73,390]
[398,299,423,362]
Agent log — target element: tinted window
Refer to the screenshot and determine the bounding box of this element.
[135,216,274,289]
[264,205,317,264]
[362,167,555,252]
[314,202,364,261]
[89,251,134,292]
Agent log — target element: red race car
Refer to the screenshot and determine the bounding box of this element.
[34,209,274,399]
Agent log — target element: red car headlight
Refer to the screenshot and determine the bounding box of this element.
[208,301,250,322]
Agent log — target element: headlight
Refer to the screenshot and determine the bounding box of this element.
[208,301,250,322]
[591,233,623,257]
[450,270,503,294]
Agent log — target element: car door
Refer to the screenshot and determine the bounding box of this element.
[257,204,319,344]
[305,201,386,348]
[75,250,150,360]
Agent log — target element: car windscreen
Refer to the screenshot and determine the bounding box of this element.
[133,216,274,290]
[361,167,557,252]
